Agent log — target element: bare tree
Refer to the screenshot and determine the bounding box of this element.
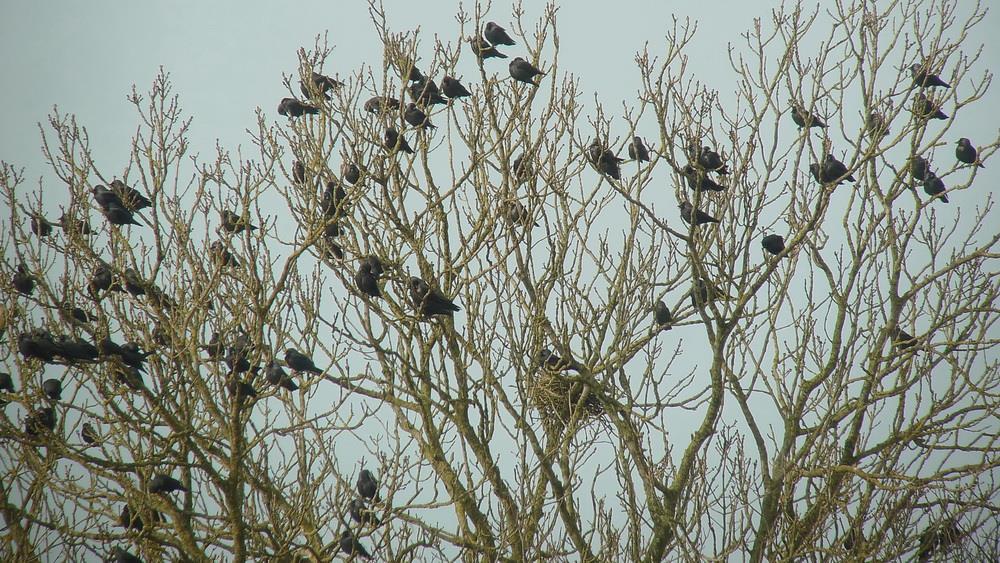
[2,0,998,561]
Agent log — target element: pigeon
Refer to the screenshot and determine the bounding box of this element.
[340,530,372,560]
[909,156,930,182]
[357,469,380,501]
[891,327,918,350]
[682,165,725,192]
[384,128,414,154]
[866,111,890,138]
[404,103,435,129]
[679,201,720,225]
[654,300,672,328]
[363,96,400,114]
[30,214,54,237]
[913,93,947,120]
[292,160,306,184]
[484,22,516,46]
[25,406,56,437]
[149,473,187,494]
[470,37,506,60]
[12,263,36,295]
[277,97,319,117]
[408,276,460,317]
[509,57,545,85]
[0,372,14,393]
[629,137,650,162]
[697,146,729,175]
[762,234,786,255]
[109,546,142,563]
[18,330,59,362]
[41,378,62,401]
[355,259,382,298]
[299,71,343,100]
[284,348,322,374]
[101,201,141,226]
[81,422,99,446]
[923,172,948,203]
[821,154,855,183]
[221,210,256,233]
[342,163,361,184]
[955,138,983,167]
[58,212,92,235]
[265,360,298,391]
[789,101,827,128]
[349,498,380,526]
[109,180,152,211]
[910,63,950,88]
[441,76,472,99]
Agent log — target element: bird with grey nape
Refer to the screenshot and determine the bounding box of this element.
[509,57,545,85]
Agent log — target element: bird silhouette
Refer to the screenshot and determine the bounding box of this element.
[355,259,382,298]
[265,360,298,391]
[404,103,435,129]
[277,97,319,117]
[149,473,188,494]
[923,172,948,203]
[679,201,720,225]
[285,348,323,374]
[955,138,983,167]
[629,137,650,162]
[762,234,786,256]
[81,422,99,446]
[384,128,414,154]
[509,57,545,85]
[340,529,372,559]
[913,93,947,120]
[470,37,506,59]
[299,71,343,100]
[30,214,54,237]
[357,469,380,501]
[484,22,516,46]
[12,263,35,295]
[363,96,400,114]
[654,300,672,328]
[789,101,827,128]
[910,63,950,88]
[221,210,256,233]
[682,165,725,192]
[408,276,460,317]
[696,146,730,174]
[441,76,472,99]
[42,378,62,401]
[342,162,361,184]
[909,156,930,182]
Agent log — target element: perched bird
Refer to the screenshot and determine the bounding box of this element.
[654,300,672,328]
[789,101,827,128]
[299,71,343,100]
[277,97,319,117]
[81,422,99,446]
[509,57,545,85]
[537,348,585,373]
[441,76,472,99]
[120,342,153,370]
[401,64,424,82]
[226,334,253,373]
[12,263,36,295]
[322,181,348,217]
[101,201,141,226]
[285,348,323,374]
[762,234,786,256]
[114,365,145,391]
[821,154,855,183]
[909,155,930,182]
[923,172,948,203]
[408,276,460,317]
[866,111,890,138]
[629,137,650,162]
[24,406,56,437]
[682,165,725,192]
[118,505,161,531]
[384,128,414,154]
[679,201,720,225]
[340,529,372,560]
[30,214,54,237]
[409,79,447,106]
[54,335,100,362]
[42,378,62,401]
[910,63,950,89]
[357,469,380,501]
[88,264,119,296]
[470,37,506,60]
[92,184,123,209]
[265,360,298,391]
[228,379,258,401]
[363,96,400,114]
[58,212,92,235]
[891,327,918,350]
[955,138,983,167]
[109,179,152,211]
[484,22,516,46]
[201,331,225,360]
[221,210,256,233]
[597,149,623,180]
[504,201,536,228]
[210,241,236,267]
[149,473,187,495]
[355,259,382,298]
[109,546,142,563]
[404,103,435,129]
[512,153,533,182]
[123,269,146,296]
[292,160,306,184]
[342,163,361,184]
[691,278,725,308]
[18,330,59,362]
[60,302,92,325]
[0,372,14,393]
[913,93,947,120]
[917,519,962,561]
[696,146,729,175]
[349,498,380,526]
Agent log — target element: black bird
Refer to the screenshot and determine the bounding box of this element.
[277,97,319,117]
[679,201,720,226]
[509,57,545,85]
[762,234,786,256]
[42,378,62,401]
[917,519,962,561]
[470,37,506,60]
[12,263,36,295]
[201,331,225,360]
[81,422,99,446]
[697,146,729,174]
[654,300,672,328]
[909,156,930,182]
[629,137,650,162]
[110,546,142,563]
[340,529,372,560]
[441,76,472,99]
[322,181,348,217]
[504,201,536,228]
[355,260,382,298]
[292,160,306,184]
[19,330,59,362]
[408,276,460,317]
[357,469,380,501]
[265,360,298,391]
[404,103,435,129]
[114,365,144,391]
[60,302,92,325]
[54,335,100,362]
[342,162,361,184]
[789,101,827,128]
[955,138,983,167]
[228,379,258,401]
[682,165,725,192]
[913,93,947,120]
[511,154,533,182]
[120,342,152,370]
[92,184,125,209]
[0,372,14,393]
[285,348,323,374]
[383,128,414,154]
[30,214,54,237]
[597,149,623,180]
[118,505,161,531]
[225,334,253,373]
[923,172,948,203]
[891,327,918,350]
[822,154,855,183]
[123,269,146,296]
[149,473,187,494]
[401,64,424,82]
[221,210,256,233]
[109,179,152,211]
[59,212,92,235]
[537,348,585,373]
[409,79,447,106]
[101,201,141,226]
[910,63,950,88]
[866,111,890,138]
[349,498,380,526]
[210,241,236,267]
[586,140,604,165]
[25,406,56,436]
[691,278,725,308]
[484,22,516,46]
[88,264,119,296]
[363,96,400,114]
[299,71,343,100]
